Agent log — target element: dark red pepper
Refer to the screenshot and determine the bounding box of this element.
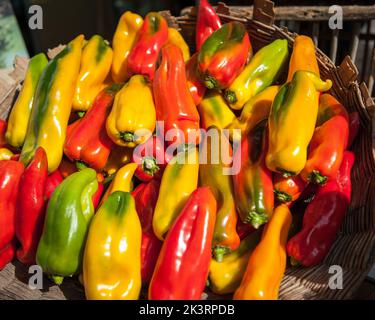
[348,111,360,148]
[0,120,7,148]
[45,170,64,200]
[92,181,104,210]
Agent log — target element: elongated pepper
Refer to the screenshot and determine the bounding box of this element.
[196,0,221,51]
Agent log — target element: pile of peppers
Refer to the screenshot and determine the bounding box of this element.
[0,0,360,300]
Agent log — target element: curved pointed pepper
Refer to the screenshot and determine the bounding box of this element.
[6,54,48,148]
[0,160,24,270]
[153,147,199,240]
[287,35,320,82]
[0,148,13,160]
[316,93,349,127]
[132,180,162,284]
[103,146,133,176]
[16,147,48,265]
[227,85,280,142]
[45,170,63,200]
[287,151,354,267]
[72,35,113,111]
[0,119,7,147]
[348,111,360,148]
[20,35,84,173]
[301,114,349,185]
[266,71,332,176]
[200,127,240,261]
[153,44,201,145]
[209,232,261,295]
[198,91,235,130]
[273,174,307,203]
[196,0,221,51]
[234,204,292,300]
[65,84,121,170]
[127,12,168,80]
[225,39,289,110]
[233,120,274,229]
[198,21,251,89]
[186,53,206,105]
[149,187,217,300]
[106,75,155,147]
[111,11,143,83]
[168,28,190,62]
[36,168,98,284]
[83,191,142,300]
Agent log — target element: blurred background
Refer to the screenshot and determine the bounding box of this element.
[0,0,374,94]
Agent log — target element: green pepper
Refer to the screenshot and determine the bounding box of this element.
[36,168,98,284]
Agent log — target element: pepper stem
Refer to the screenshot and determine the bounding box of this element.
[309,170,327,185]
[204,75,218,89]
[290,257,301,267]
[120,131,135,143]
[77,111,86,118]
[75,161,88,171]
[246,211,269,229]
[212,246,230,262]
[50,275,64,285]
[224,90,237,104]
[277,168,295,178]
[274,189,292,203]
[142,157,160,176]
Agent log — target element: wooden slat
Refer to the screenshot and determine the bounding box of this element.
[330,29,339,64]
[350,22,362,62]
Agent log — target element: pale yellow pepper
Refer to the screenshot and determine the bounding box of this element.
[0,148,14,160]
[167,28,190,62]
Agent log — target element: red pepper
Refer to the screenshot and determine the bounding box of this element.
[64,85,121,171]
[45,170,64,200]
[153,44,201,145]
[132,180,162,284]
[92,181,104,210]
[58,157,77,178]
[149,187,217,300]
[287,151,354,267]
[317,93,348,126]
[0,120,7,148]
[236,218,256,240]
[274,174,307,203]
[348,111,360,148]
[16,147,48,265]
[127,12,169,80]
[196,0,222,51]
[0,160,24,270]
[301,115,349,185]
[186,53,206,105]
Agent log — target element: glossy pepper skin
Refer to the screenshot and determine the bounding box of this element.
[111,11,143,83]
[83,191,142,300]
[227,85,280,142]
[186,53,206,105]
[287,151,354,267]
[154,44,201,145]
[20,35,84,173]
[198,22,251,90]
[72,35,113,111]
[316,93,349,127]
[273,174,307,203]
[225,39,289,110]
[196,0,221,51]
[200,127,240,261]
[45,170,63,200]
[0,120,7,147]
[6,53,48,148]
[0,148,13,160]
[234,204,292,300]
[287,35,320,82]
[149,187,217,300]
[209,232,260,295]
[106,75,155,147]
[36,168,98,284]
[153,147,199,240]
[198,91,235,130]
[103,146,133,176]
[132,180,162,284]
[127,12,168,80]
[233,121,274,228]
[16,147,48,265]
[168,28,190,62]
[65,84,121,170]
[301,115,349,185]
[0,160,24,270]
[266,71,332,176]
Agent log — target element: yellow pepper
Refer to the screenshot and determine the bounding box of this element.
[227,85,280,142]
[111,11,143,83]
[83,191,142,300]
[106,75,156,147]
[167,28,190,62]
[234,204,292,300]
[6,53,48,148]
[266,71,332,176]
[0,148,14,160]
[209,231,260,295]
[198,91,235,130]
[72,35,113,111]
[153,147,199,240]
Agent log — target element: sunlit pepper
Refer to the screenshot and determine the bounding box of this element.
[196,0,221,51]
[225,39,288,110]
[186,53,206,105]
[168,28,190,62]
[0,148,13,160]
[266,71,332,176]
[106,75,155,147]
[234,204,292,300]
[83,191,142,300]
[127,12,168,80]
[20,35,84,172]
[198,22,251,89]
[153,147,199,240]
[316,93,349,126]
[111,11,143,83]
[273,174,307,203]
[6,53,48,148]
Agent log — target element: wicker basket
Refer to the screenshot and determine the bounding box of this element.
[1,0,375,300]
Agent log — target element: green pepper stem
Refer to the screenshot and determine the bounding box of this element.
[204,75,218,89]
[142,157,160,176]
[51,275,64,285]
[224,90,237,104]
[212,246,230,262]
[77,111,86,118]
[309,170,327,185]
[75,161,88,171]
[274,189,292,203]
[120,132,135,143]
[246,211,269,229]
[290,256,301,267]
